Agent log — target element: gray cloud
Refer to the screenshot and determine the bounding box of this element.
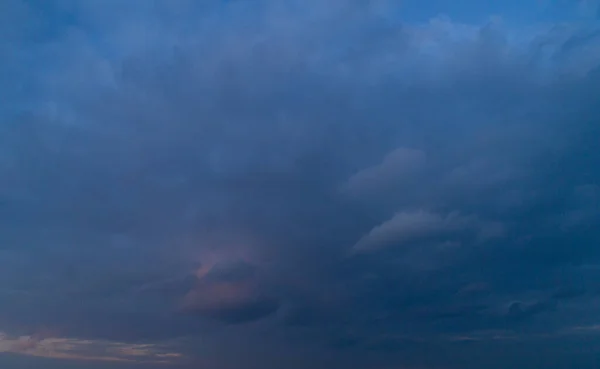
[1,0,600,368]
[343,147,427,197]
[180,259,280,324]
[351,210,502,253]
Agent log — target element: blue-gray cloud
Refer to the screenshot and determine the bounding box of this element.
[1,1,600,368]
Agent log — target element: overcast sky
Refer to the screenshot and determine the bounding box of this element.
[1,1,600,368]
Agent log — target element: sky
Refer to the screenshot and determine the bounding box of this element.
[1,0,600,368]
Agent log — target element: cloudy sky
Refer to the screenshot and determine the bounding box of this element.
[1,0,600,368]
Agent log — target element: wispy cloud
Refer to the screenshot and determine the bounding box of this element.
[0,330,184,365]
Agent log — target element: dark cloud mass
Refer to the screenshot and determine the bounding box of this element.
[1,0,600,368]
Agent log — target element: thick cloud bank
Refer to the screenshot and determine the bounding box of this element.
[1,1,600,368]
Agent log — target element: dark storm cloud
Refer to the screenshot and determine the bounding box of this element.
[2,0,600,368]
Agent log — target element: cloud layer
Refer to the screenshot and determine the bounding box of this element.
[1,1,600,368]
